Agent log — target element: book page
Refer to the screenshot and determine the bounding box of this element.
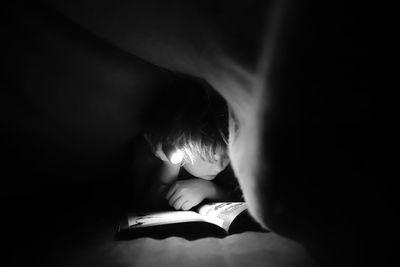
[197,202,247,232]
[127,211,204,228]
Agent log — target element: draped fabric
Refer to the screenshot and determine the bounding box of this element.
[1,1,388,267]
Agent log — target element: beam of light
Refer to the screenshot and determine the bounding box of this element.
[169,149,184,164]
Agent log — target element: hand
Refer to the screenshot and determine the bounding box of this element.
[165,179,216,210]
[154,142,169,162]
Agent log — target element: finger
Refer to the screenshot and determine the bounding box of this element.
[181,201,194,211]
[168,191,182,207]
[155,143,169,162]
[174,198,188,210]
[166,183,178,200]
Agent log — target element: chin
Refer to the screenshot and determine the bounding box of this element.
[201,175,216,180]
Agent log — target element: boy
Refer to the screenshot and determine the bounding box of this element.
[130,73,241,211]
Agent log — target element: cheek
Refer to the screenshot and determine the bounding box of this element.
[183,160,218,179]
[182,163,196,176]
[183,162,204,177]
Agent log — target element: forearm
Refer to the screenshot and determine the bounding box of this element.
[158,163,181,184]
[206,183,239,202]
[145,162,181,209]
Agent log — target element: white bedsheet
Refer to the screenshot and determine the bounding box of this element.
[52,230,317,267]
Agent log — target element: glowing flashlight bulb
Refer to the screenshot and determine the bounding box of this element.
[170,149,184,164]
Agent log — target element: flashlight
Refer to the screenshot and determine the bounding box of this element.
[170,149,184,164]
[163,144,184,164]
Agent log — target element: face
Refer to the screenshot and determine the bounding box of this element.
[182,151,230,180]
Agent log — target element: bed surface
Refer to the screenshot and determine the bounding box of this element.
[82,233,316,267]
[44,227,318,267]
[3,191,317,267]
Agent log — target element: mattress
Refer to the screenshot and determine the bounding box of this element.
[41,226,317,267]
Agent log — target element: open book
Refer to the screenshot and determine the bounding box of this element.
[115,202,266,240]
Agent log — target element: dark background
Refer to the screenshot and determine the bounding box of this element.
[0,2,166,265]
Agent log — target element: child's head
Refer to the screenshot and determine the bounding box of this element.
[144,73,229,180]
